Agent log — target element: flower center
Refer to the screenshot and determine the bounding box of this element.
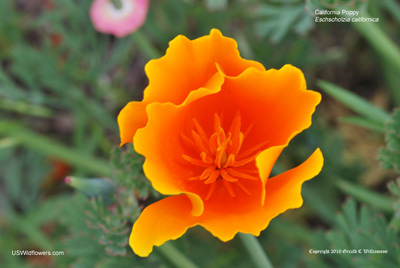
[106,0,135,19]
[181,113,268,200]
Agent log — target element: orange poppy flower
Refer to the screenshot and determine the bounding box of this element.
[118,29,323,257]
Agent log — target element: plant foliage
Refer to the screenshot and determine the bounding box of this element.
[324,199,400,268]
[379,109,400,173]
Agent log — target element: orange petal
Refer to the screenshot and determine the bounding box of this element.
[143,29,264,106]
[255,144,286,205]
[197,189,265,241]
[197,148,323,241]
[130,194,198,257]
[263,148,324,218]
[186,192,204,217]
[220,65,321,149]
[134,91,271,198]
[133,101,207,195]
[118,29,265,146]
[119,71,224,147]
[117,101,147,146]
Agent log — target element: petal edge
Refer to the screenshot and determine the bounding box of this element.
[129,195,198,257]
[264,148,324,212]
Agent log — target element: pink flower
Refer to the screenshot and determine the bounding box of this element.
[90,0,149,37]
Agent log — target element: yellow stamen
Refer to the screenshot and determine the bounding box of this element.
[182,154,210,167]
[182,113,267,199]
[227,168,259,180]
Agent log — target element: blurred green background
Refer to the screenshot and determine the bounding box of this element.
[1,0,400,267]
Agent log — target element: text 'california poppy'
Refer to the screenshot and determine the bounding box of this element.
[118,29,324,257]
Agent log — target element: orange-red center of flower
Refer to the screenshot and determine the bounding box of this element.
[182,113,268,200]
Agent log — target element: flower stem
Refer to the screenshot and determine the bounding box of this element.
[238,233,274,268]
[156,243,200,268]
[132,31,162,60]
[0,120,112,176]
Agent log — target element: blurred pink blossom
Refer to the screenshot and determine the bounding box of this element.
[90,0,149,37]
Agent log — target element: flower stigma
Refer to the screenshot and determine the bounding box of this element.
[181,112,269,200]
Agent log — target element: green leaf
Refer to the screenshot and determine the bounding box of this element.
[339,116,385,132]
[335,179,393,213]
[1,148,50,211]
[318,80,390,124]
[132,31,162,60]
[110,146,158,199]
[6,212,54,251]
[24,195,72,226]
[0,98,53,117]
[388,178,400,197]
[0,120,112,176]
[378,108,400,173]
[254,2,314,43]
[326,199,400,268]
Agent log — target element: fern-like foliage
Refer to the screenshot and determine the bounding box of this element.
[325,199,400,268]
[379,109,400,173]
[252,0,367,43]
[62,145,162,266]
[253,0,314,43]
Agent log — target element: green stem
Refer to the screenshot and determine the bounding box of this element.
[0,120,112,176]
[0,98,52,118]
[238,233,274,268]
[338,116,385,133]
[132,30,162,60]
[157,243,200,268]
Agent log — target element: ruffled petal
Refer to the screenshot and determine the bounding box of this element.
[118,72,224,147]
[220,65,321,149]
[118,101,147,146]
[143,29,264,106]
[118,29,265,146]
[133,103,188,195]
[263,148,324,217]
[130,194,198,257]
[122,30,324,257]
[255,145,286,205]
[196,148,323,241]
